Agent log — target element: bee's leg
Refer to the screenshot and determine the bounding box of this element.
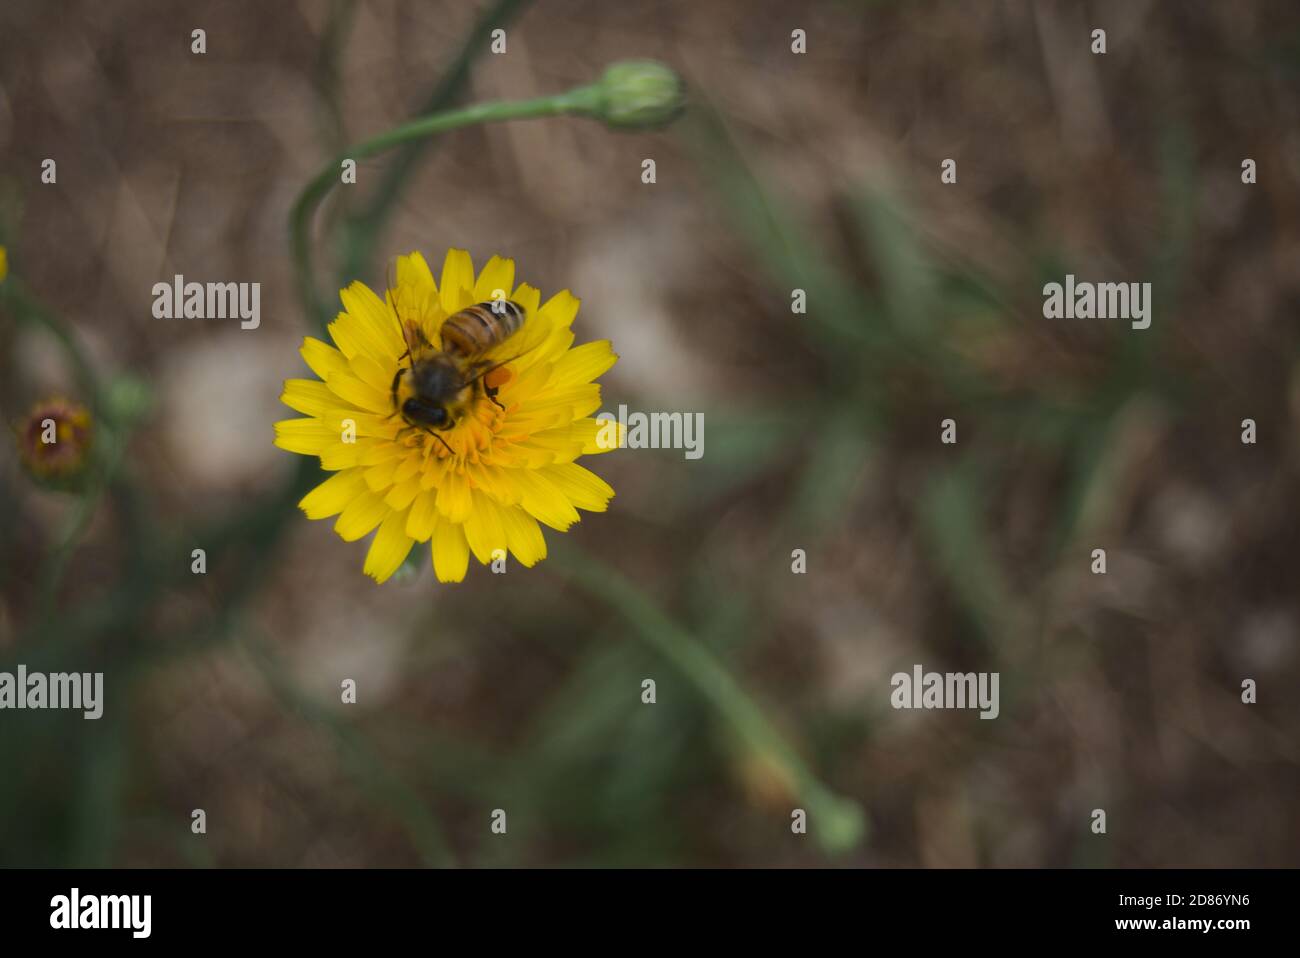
[428,430,455,456]
[472,362,507,411]
[390,367,404,414]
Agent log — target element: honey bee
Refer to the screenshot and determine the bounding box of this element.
[389,294,528,453]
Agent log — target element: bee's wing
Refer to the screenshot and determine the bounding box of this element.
[463,339,545,388]
[480,299,552,365]
[401,318,434,357]
[385,262,435,359]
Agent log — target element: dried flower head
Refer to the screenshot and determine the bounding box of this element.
[16,397,93,484]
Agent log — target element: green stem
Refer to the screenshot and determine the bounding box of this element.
[1,278,143,620]
[551,541,868,855]
[2,280,109,423]
[235,628,456,867]
[290,84,601,325]
[341,0,534,279]
[33,446,123,622]
[312,0,359,151]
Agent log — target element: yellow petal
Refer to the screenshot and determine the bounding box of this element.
[569,417,623,454]
[439,248,475,315]
[347,412,402,440]
[363,457,400,492]
[282,412,397,457]
[510,282,541,318]
[364,508,415,583]
[328,318,398,367]
[513,430,583,462]
[534,327,577,367]
[465,461,522,505]
[499,505,547,567]
[299,468,368,519]
[320,440,372,470]
[513,469,581,531]
[473,255,516,304]
[539,462,614,512]
[384,474,423,511]
[550,340,617,387]
[350,353,398,393]
[500,358,553,403]
[339,281,406,358]
[281,379,357,418]
[435,469,473,522]
[393,453,422,484]
[528,420,619,459]
[523,383,602,419]
[360,442,405,466]
[538,289,580,330]
[406,490,439,541]
[432,517,470,582]
[334,489,389,541]
[301,336,349,381]
[508,443,562,469]
[274,418,336,455]
[463,490,508,564]
[325,371,392,414]
[501,412,573,443]
[396,251,437,298]
[419,456,450,490]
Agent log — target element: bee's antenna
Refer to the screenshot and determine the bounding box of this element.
[396,407,457,457]
[385,258,398,308]
[385,259,411,361]
[429,431,455,456]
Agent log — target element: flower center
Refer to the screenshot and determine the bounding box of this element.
[401,391,508,464]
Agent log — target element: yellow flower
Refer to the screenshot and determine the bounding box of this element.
[0,245,8,283]
[275,249,619,583]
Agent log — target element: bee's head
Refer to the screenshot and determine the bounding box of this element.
[397,354,467,434]
[402,398,454,430]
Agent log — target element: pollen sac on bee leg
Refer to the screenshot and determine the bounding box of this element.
[484,366,513,390]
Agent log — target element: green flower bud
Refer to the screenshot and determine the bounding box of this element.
[106,374,154,425]
[589,60,685,130]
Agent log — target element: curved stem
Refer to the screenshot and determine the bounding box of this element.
[341,0,534,279]
[33,439,125,622]
[2,280,109,423]
[1,279,144,620]
[551,540,868,855]
[290,85,600,326]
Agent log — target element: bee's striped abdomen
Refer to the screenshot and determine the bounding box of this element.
[439,300,526,358]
